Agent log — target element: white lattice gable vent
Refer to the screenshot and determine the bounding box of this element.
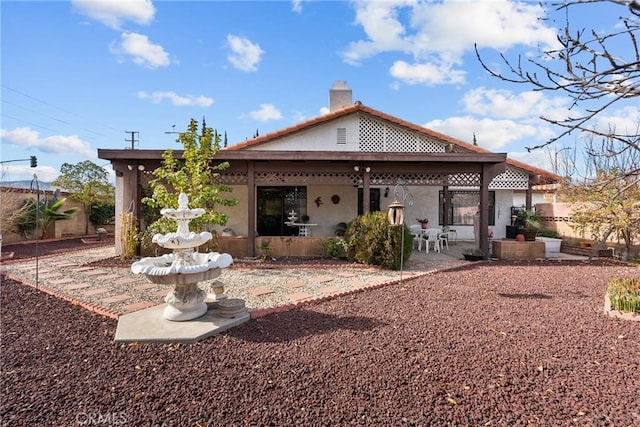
[359,115,447,153]
[489,166,529,190]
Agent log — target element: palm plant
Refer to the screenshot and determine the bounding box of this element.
[14,197,78,239]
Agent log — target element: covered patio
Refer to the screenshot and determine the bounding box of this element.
[98,148,523,259]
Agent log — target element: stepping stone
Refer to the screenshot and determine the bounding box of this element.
[286,292,312,302]
[115,278,139,286]
[49,278,75,285]
[313,275,333,283]
[336,272,356,278]
[319,286,342,294]
[83,288,109,296]
[71,267,96,272]
[248,286,274,296]
[134,284,157,291]
[82,270,108,276]
[284,280,305,289]
[347,279,368,288]
[66,283,92,290]
[122,301,157,313]
[102,294,132,304]
[39,273,63,279]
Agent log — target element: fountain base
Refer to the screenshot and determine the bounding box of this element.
[164,283,208,321]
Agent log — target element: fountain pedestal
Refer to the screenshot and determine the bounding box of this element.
[131,193,237,322]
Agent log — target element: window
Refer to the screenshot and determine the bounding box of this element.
[257,186,307,236]
[439,191,495,226]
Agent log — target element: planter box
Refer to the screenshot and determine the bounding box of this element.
[492,239,545,260]
[536,237,562,258]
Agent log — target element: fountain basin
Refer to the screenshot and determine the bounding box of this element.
[142,268,222,286]
[131,252,233,283]
[152,231,213,249]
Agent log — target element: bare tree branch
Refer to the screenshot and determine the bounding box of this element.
[475,0,640,160]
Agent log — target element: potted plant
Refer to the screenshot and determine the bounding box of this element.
[463,248,484,261]
[515,210,541,241]
[416,218,429,229]
[301,214,310,223]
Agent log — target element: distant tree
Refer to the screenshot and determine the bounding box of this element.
[142,118,238,242]
[52,160,115,235]
[475,0,640,169]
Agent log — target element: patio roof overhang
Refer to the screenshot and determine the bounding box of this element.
[98,148,507,164]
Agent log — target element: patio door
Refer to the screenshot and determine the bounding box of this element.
[257,186,307,236]
[357,188,381,215]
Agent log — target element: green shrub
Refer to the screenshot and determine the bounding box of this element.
[608,277,640,315]
[537,229,561,238]
[343,211,413,270]
[321,237,347,258]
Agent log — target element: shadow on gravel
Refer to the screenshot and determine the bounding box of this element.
[498,292,552,300]
[228,309,387,343]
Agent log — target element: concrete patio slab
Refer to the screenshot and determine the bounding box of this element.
[114,304,250,344]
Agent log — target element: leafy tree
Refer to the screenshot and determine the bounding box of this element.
[52,160,115,234]
[142,118,238,243]
[14,197,79,239]
[475,0,640,163]
[564,169,640,260]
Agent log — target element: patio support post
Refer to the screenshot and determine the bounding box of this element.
[479,170,490,258]
[362,167,371,214]
[247,161,256,257]
[481,162,507,259]
[525,185,533,211]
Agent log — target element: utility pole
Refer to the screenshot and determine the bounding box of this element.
[125,131,139,149]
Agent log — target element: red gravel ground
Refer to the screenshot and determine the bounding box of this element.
[1,245,640,425]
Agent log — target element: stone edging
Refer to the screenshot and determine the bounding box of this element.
[603,293,640,322]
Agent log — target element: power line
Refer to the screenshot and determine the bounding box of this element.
[1,83,121,134]
[125,131,139,149]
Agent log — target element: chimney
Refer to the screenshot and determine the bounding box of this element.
[329,81,352,112]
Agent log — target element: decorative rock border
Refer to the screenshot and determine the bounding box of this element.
[604,293,640,321]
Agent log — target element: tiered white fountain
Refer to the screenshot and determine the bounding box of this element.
[131,193,233,321]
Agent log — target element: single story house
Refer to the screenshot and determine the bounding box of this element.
[99,82,560,259]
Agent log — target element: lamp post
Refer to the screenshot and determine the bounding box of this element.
[387,181,413,283]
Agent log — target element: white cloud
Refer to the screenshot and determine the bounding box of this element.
[462,87,571,121]
[111,32,170,68]
[226,35,265,72]
[2,164,60,182]
[594,105,640,137]
[390,60,465,86]
[137,91,214,107]
[0,127,96,159]
[343,0,559,86]
[423,116,542,151]
[319,107,330,116]
[249,104,282,122]
[71,0,155,29]
[292,0,303,14]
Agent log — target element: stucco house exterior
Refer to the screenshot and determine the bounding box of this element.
[98,82,560,259]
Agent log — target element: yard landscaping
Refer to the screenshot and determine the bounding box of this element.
[1,254,639,425]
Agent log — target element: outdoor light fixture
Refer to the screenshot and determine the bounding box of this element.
[365,166,371,173]
[138,164,145,171]
[387,199,405,226]
[353,165,360,172]
[384,187,389,198]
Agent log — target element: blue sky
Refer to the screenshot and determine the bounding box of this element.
[2,0,638,183]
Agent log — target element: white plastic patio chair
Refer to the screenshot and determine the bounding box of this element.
[409,224,424,251]
[423,228,440,253]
